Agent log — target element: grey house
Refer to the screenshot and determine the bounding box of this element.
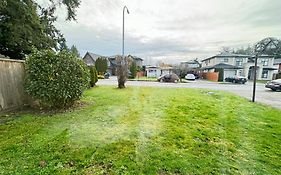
[201,52,277,80]
[128,55,143,68]
[83,52,103,66]
[274,58,281,72]
[82,52,143,76]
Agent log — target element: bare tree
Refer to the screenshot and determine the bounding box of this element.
[116,55,128,88]
[220,46,233,53]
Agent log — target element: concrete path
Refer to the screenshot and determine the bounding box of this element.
[97,77,281,110]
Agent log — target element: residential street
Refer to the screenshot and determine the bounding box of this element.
[97,77,281,110]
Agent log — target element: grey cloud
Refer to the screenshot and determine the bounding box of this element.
[55,0,281,64]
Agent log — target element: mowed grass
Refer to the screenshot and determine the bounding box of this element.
[0,86,280,174]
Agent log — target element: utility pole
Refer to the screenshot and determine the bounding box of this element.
[252,54,258,102]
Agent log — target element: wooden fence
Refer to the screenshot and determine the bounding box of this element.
[0,58,29,112]
[202,72,219,82]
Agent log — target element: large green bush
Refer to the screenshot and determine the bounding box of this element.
[25,49,90,108]
[89,66,98,87]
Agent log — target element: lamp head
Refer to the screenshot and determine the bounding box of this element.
[124,6,130,14]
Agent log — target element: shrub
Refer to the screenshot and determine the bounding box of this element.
[25,49,90,108]
[89,66,98,87]
[129,61,137,79]
[95,57,108,75]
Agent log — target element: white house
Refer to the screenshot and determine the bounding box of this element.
[201,52,277,80]
[180,60,201,69]
[146,66,173,78]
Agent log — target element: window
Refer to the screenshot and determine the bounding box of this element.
[236,58,243,66]
[221,58,229,62]
[261,58,269,66]
[262,70,268,78]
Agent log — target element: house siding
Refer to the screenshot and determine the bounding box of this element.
[83,54,95,66]
[202,54,276,80]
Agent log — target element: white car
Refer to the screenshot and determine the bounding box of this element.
[185,74,196,81]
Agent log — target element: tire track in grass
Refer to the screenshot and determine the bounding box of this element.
[128,87,165,173]
[215,93,259,174]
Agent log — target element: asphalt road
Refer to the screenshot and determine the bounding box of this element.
[97,77,281,110]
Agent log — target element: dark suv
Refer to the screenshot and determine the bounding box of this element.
[225,76,247,84]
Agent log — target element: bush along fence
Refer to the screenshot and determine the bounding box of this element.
[0,58,30,111]
[0,50,91,111]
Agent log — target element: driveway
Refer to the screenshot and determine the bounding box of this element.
[97,77,281,110]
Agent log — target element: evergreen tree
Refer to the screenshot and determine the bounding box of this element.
[129,61,137,79]
[70,45,80,57]
[0,0,80,59]
[95,57,108,75]
[89,66,98,87]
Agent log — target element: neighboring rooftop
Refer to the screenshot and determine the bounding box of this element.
[202,63,242,70]
[202,52,251,62]
[84,52,104,61]
[128,55,143,61]
[180,60,200,64]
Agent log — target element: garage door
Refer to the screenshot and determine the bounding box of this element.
[224,70,236,80]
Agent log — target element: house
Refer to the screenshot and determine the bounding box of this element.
[146,66,173,78]
[201,52,277,80]
[274,58,281,72]
[82,52,143,76]
[245,55,277,80]
[83,52,103,66]
[128,55,143,68]
[180,60,201,69]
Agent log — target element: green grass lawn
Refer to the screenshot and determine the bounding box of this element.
[0,86,280,174]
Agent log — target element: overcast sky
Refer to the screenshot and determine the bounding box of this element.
[54,0,281,64]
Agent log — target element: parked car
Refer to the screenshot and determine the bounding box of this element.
[225,76,247,84]
[104,72,110,79]
[265,79,281,91]
[185,74,196,81]
[157,73,179,83]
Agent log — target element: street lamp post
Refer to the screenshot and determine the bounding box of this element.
[122,6,130,58]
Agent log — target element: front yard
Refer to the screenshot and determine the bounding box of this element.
[0,86,280,174]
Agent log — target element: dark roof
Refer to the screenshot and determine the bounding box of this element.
[83,52,103,61]
[128,55,143,61]
[202,63,242,70]
[201,52,250,62]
